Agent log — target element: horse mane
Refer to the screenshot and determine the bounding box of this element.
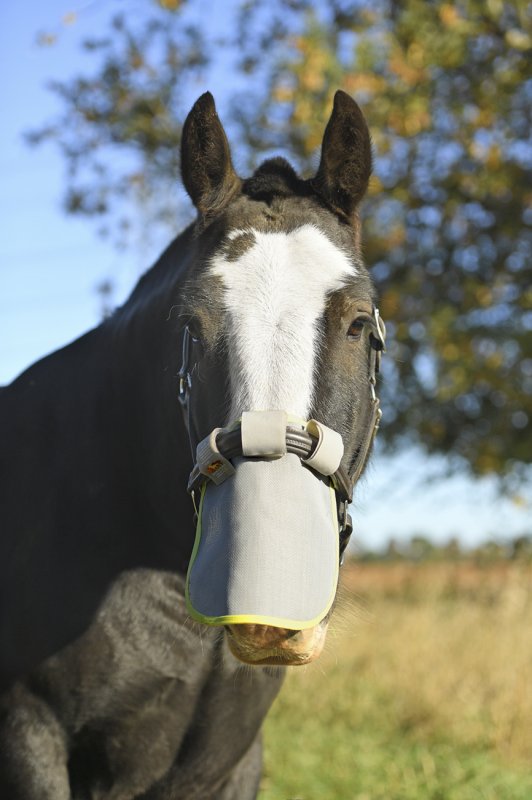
[242,157,311,202]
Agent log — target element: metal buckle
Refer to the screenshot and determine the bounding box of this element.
[178,326,199,408]
[369,308,386,376]
[178,372,192,406]
[338,502,353,566]
[370,376,377,403]
[373,307,386,351]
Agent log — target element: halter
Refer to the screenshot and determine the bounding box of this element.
[178,308,386,564]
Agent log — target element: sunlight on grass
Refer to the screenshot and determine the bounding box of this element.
[260,562,532,800]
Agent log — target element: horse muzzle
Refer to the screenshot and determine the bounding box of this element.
[225,621,328,666]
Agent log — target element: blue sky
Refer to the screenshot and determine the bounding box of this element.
[1,1,530,550]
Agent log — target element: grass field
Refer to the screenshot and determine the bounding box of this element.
[259,561,532,800]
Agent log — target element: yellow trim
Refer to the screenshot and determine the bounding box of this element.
[185,480,339,630]
[185,610,328,631]
[185,482,207,615]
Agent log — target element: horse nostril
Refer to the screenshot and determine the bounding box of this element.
[285,629,299,640]
[228,624,299,649]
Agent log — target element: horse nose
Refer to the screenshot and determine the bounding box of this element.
[226,622,328,665]
[227,624,299,649]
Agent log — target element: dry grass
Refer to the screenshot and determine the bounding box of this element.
[339,561,532,762]
[260,561,532,799]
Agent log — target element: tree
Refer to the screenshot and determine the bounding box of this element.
[29,0,532,479]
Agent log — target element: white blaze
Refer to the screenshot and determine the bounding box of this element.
[211,224,356,419]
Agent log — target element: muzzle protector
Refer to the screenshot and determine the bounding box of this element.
[178,308,386,630]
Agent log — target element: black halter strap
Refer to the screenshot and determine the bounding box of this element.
[178,308,386,564]
[334,309,385,560]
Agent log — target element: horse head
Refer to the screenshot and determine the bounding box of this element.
[178,91,385,666]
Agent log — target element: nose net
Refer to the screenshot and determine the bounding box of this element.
[186,452,339,629]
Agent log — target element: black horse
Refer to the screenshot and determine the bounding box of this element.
[0,91,384,798]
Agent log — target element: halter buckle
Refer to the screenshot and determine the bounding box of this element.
[178,373,192,405]
[338,501,353,565]
[370,376,377,403]
[178,326,198,409]
[372,308,386,351]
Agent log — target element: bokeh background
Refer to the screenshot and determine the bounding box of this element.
[1,2,531,797]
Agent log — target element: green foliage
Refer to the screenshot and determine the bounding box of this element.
[358,533,532,563]
[29,0,532,477]
[28,5,207,239]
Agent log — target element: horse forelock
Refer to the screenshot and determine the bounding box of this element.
[242,158,310,202]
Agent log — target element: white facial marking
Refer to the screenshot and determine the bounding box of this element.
[211,224,357,419]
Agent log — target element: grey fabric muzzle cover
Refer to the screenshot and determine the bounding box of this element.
[185,453,340,629]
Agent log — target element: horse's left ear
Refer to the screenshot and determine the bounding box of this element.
[181,92,241,217]
[311,91,372,222]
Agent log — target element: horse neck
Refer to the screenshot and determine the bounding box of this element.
[102,227,197,571]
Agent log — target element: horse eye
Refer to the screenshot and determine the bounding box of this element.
[347,319,365,340]
[187,319,202,343]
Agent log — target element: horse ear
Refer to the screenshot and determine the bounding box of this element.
[181,92,241,216]
[312,91,372,222]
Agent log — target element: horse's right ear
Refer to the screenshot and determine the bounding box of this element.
[181,92,241,217]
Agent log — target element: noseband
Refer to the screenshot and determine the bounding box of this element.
[178,308,386,565]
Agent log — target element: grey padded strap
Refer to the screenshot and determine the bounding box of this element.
[241,410,288,457]
[196,428,236,485]
[304,419,344,476]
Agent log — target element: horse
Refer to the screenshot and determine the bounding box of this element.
[0,90,385,799]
